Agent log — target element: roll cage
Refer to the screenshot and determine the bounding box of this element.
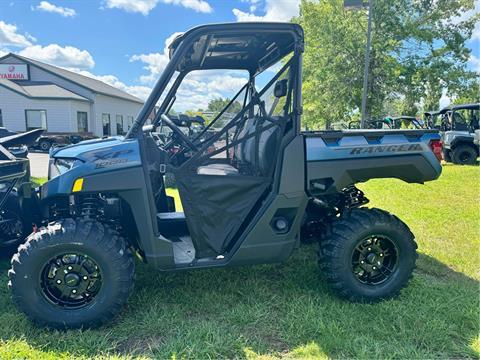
[126,23,304,139]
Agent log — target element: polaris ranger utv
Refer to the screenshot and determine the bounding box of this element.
[441,103,479,165]
[8,23,443,329]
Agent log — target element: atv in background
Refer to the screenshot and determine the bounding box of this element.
[385,116,426,129]
[442,103,479,165]
[0,129,43,251]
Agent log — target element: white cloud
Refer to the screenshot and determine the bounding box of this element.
[0,20,34,47]
[71,69,152,100]
[439,88,451,108]
[130,32,182,85]
[233,0,299,22]
[469,54,480,73]
[33,1,77,17]
[129,31,249,110]
[18,44,95,69]
[449,0,480,42]
[104,0,212,15]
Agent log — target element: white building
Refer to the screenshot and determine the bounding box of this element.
[0,53,144,137]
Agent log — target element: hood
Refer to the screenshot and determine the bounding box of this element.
[52,137,124,159]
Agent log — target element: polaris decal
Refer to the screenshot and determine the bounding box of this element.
[345,143,422,155]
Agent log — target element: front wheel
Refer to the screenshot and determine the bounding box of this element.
[318,208,417,302]
[8,218,135,329]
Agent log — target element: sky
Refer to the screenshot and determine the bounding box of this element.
[0,0,478,110]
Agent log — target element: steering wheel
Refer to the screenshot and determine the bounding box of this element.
[160,114,198,152]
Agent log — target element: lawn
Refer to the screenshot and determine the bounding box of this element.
[1,165,479,359]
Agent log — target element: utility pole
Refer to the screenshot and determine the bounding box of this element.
[344,0,374,128]
[360,0,374,128]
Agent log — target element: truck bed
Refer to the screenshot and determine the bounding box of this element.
[302,129,442,195]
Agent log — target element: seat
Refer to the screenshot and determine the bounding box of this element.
[196,116,280,176]
[197,163,239,175]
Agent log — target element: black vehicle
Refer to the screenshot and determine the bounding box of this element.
[386,116,425,129]
[9,23,442,329]
[0,130,43,250]
[424,110,442,130]
[33,132,98,152]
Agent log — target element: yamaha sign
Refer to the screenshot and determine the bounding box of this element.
[0,64,29,80]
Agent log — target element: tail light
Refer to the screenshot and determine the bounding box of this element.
[429,139,443,162]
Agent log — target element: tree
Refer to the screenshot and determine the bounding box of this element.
[297,0,479,128]
[207,97,242,114]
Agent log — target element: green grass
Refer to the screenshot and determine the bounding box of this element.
[2,165,479,359]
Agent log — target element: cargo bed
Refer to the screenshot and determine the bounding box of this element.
[302,129,442,195]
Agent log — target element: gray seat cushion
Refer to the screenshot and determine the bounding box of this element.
[197,163,239,176]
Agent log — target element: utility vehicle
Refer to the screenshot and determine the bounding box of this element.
[34,132,97,152]
[0,129,43,250]
[8,23,443,329]
[441,103,479,165]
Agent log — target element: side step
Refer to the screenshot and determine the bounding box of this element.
[172,236,196,264]
[157,212,189,236]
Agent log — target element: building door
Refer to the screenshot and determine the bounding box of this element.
[77,112,88,133]
[102,113,111,136]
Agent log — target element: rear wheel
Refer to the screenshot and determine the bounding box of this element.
[39,140,52,152]
[8,218,134,329]
[452,145,478,165]
[442,149,452,163]
[318,208,417,302]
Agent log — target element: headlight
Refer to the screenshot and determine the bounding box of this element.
[48,158,76,179]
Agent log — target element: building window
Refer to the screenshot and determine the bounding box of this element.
[0,109,3,127]
[127,115,134,130]
[116,114,124,135]
[77,112,88,133]
[102,113,111,136]
[25,110,47,131]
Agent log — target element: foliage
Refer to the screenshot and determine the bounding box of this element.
[297,0,479,128]
[206,97,242,114]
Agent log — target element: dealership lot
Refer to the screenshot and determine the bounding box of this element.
[28,152,48,178]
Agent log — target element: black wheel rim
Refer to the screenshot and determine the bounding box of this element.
[351,235,398,285]
[460,151,472,163]
[40,253,102,309]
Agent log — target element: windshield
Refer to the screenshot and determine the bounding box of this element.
[166,69,249,128]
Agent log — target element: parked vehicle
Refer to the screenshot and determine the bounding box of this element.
[33,132,97,152]
[0,129,43,250]
[474,129,480,147]
[8,22,442,329]
[385,116,425,129]
[442,103,479,165]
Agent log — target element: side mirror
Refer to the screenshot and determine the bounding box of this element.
[274,79,288,98]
